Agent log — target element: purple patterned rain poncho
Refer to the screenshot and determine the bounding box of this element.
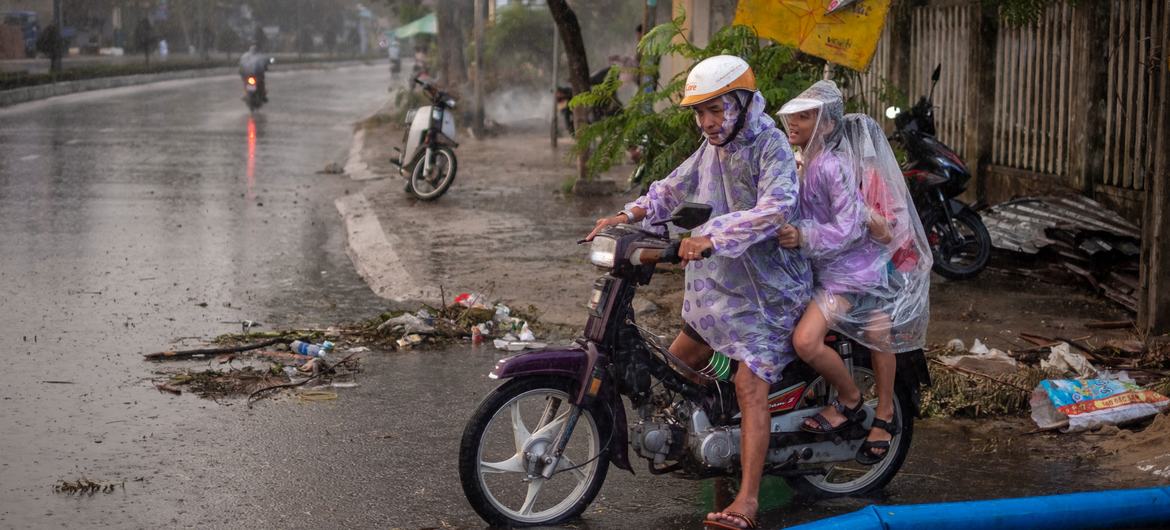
[779,81,885,305]
[625,91,813,383]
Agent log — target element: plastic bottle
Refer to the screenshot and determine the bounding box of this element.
[289,340,334,357]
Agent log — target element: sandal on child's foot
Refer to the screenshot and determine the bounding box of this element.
[801,398,867,434]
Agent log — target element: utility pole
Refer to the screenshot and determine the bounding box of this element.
[50,0,63,73]
[550,26,559,149]
[473,0,486,137]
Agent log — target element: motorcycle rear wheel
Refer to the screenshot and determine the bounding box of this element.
[784,359,914,498]
[409,146,457,201]
[924,208,991,280]
[459,376,611,527]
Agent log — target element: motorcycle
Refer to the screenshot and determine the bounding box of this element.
[241,57,274,113]
[459,203,932,527]
[390,76,458,201]
[887,64,992,280]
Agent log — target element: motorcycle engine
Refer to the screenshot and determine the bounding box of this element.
[694,428,739,469]
[630,421,686,465]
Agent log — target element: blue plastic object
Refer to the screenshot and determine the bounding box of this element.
[784,487,1170,530]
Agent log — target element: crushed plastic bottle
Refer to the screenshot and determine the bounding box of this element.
[289,340,334,358]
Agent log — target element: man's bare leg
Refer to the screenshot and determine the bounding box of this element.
[669,331,714,384]
[864,313,897,455]
[706,362,768,528]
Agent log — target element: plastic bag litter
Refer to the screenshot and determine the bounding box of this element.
[1040,342,1099,378]
[378,313,435,334]
[937,348,1019,376]
[454,292,491,309]
[1030,375,1170,432]
[968,338,990,355]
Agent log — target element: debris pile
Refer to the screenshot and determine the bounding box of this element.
[982,195,1141,311]
[925,332,1170,426]
[53,478,124,496]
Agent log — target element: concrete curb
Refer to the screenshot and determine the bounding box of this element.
[334,180,439,304]
[0,59,376,108]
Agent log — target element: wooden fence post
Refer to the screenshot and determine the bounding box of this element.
[1138,3,1170,337]
[1065,0,1110,194]
[887,1,913,99]
[964,4,998,204]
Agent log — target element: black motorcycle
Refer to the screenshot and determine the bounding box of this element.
[890,65,991,280]
[459,203,931,527]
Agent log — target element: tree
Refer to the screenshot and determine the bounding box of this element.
[35,25,64,69]
[435,0,468,86]
[547,0,592,182]
[217,27,241,60]
[133,18,157,66]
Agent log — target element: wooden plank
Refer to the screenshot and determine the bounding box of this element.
[1040,8,1051,175]
[1014,24,1025,169]
[1133,0,1149,191]
[1062,3,1071,175]
[1123,0,1138,189]
[994,25,1006,164]
[1104,0,1119,186]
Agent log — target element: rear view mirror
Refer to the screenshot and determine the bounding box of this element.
[931,64,941,82]
[668,202,712,230]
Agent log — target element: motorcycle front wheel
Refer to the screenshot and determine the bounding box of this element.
[923,208,991,280]
[459,376,611,527]
[784,358,914,498]
[409,146,457,201]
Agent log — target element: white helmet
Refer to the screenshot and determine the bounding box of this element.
[681,55,756,107]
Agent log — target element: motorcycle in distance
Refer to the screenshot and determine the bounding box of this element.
[390,76,458,201]
[459,203,932,527]
[242,57,275,113]
[887,64,992,280]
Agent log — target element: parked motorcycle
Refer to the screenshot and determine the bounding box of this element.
[887,64,991,280]
[459,203,932,527]
[391,76,458,201]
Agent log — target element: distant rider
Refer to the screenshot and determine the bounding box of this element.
[238,45,270,102]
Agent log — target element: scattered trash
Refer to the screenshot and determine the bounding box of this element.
[1040,343,1099,378]
[320,162,345,174]
[297,390,338,402]
[396,333,425,349]
[1030,376,1170,432]
[969,338,990,355]
[377,313,435,335]
[938,348,1020,377]
[53,478,124,496]
[454,292,492,309]
[945,338,966,352]
[289,340,334,358]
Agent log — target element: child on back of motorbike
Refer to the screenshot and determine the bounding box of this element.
[586,55,811,530]
[777,82,931,464]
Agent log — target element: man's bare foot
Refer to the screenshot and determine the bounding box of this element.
[704,497,759,529]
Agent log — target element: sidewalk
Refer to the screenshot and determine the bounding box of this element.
[338,111,1135,343]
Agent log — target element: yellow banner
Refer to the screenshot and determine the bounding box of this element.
[734,0,892,72]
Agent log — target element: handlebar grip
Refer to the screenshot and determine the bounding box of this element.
[660,241,682,264]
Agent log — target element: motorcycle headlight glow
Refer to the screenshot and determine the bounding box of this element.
[589,236,617,268]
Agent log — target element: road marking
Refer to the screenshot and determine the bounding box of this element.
[344,128,380,181]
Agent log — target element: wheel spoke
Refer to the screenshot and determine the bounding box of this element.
[519,478,545,515]
[510,402,531,452]
[555,455,588,483]
[481,453,527,474]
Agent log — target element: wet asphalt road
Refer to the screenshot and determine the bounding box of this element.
[0,66,1144,529]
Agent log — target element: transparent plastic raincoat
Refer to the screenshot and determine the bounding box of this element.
[625,90,813,383]
[778,80,930,353]
[841,113,932,352]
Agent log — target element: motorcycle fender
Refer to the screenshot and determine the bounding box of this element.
[947,199,975,217]
[488,345,633,473]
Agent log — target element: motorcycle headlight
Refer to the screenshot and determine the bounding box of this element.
[445,98,457,108]
[589,236,617,268]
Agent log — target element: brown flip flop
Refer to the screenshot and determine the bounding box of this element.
[703,511,758,529]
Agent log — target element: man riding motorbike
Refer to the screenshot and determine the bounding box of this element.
[586,55,810,530]
[239,45,270,103]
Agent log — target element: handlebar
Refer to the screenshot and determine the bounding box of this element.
[642,240,712,265]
